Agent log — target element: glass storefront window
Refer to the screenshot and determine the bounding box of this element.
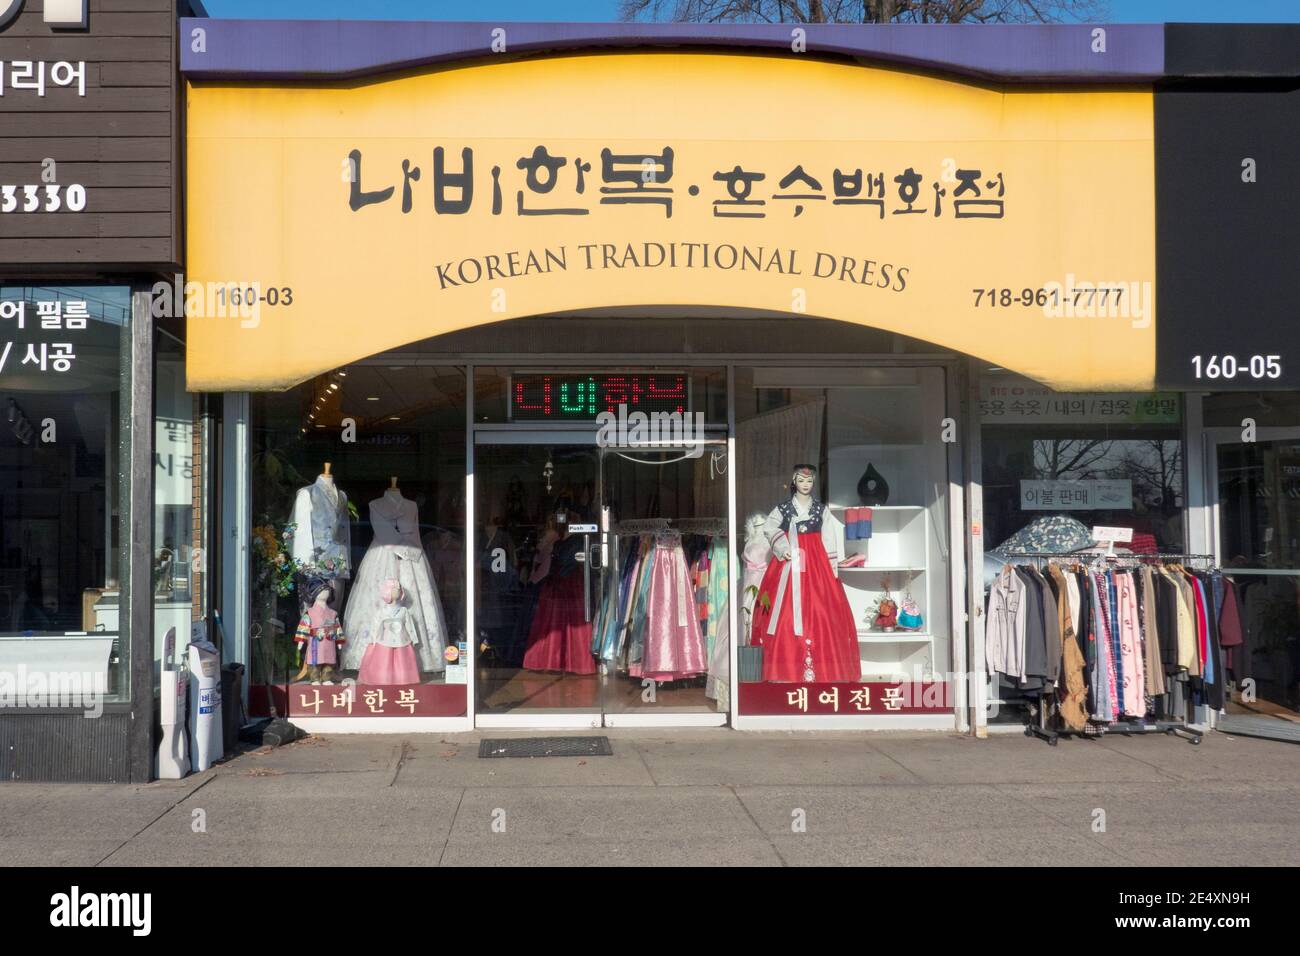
[249,364,467,718]
[0,285,131,705]
[733,366,953,717]
[154,328,195,683]
[980,375,1184,564]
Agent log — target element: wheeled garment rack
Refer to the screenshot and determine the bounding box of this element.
[993,551,1216,746]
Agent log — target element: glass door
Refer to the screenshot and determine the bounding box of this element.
[472,433,731,726]
[474,440,606,725]
[1207,427,1300,737]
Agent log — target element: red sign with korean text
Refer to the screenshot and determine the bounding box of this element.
[252,683,467,718]
[738,681,951,715]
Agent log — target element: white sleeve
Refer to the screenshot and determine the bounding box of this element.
[291,488,315,565]
[985,578,1008,678]
[822,509,844,574]
[762,507,790,560]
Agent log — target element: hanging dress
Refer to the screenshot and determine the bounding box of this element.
[704,535,732,708]
[635,530,708,682]
[522,534,596,675]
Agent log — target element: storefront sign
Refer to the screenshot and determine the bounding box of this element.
[1020,479,1132,511]
[738,680,952,715]
[510,371,689,421]
[256,683,468,718]
[0,294,86,379]
[980,382,1179,424]
[1156,86,1300,389]
[186,54,1155,391]
[0,1,181,269]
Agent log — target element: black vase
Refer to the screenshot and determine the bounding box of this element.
[856,462,890,506]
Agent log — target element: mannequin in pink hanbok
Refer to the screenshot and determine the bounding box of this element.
[357,579,421,686]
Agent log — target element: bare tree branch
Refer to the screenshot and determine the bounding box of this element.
[621,0,1110,24]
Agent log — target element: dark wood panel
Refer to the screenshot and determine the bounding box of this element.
[0,87,171,112]
[0,211,170,237]
[30,0,178,10]
[0,236,174,265]
[0,11,171,37]
[99,61,173,88]
[88,0,177,11]
[74,186,172,212]
[0,136,171,162]
[0,4,182,269]
[0,162,170,186]
[0,37,171,62]
[2,111,170,136]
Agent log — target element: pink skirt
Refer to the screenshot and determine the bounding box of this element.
[638,542,707,682]
[358,643,420,686]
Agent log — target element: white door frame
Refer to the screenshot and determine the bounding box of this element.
[470,419,730,729]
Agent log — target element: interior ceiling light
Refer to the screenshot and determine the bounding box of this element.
[328,383,339,391]
[366,396,379,401]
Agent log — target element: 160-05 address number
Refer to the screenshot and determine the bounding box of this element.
[1191,355,1282,380]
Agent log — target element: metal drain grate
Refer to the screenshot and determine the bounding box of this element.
[478,736,613,758]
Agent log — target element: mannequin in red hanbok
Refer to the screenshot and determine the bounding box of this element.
[749,464,860,683]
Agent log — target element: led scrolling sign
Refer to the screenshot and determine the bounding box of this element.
[509,372,691,421]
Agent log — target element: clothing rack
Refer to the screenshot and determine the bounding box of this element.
[993,551,1214,746]
[611,518,670,534]
[610,517,727,536]
[670,516,727,536]
[998,551,1216,564]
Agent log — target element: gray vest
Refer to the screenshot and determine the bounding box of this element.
[307,481,351,578]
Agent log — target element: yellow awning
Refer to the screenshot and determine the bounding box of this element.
[185,53,1155,391]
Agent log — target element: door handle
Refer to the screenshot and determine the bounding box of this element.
[581,532,591,623]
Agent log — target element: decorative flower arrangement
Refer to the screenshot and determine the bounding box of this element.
[252,521,302,597]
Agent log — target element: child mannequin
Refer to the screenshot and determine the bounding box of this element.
[357,578,421,686]
[295,584,345,684]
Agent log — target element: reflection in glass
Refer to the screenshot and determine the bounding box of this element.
[0,285,130,702]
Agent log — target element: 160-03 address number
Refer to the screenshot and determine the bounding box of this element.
[1191,355,1282,380]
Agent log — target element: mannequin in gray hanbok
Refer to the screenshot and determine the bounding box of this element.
[291,474,352,606]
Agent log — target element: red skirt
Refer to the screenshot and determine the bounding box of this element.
[750,533,860,682]
[522,570,597,675]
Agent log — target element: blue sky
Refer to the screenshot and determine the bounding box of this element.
[199,0,1300,22]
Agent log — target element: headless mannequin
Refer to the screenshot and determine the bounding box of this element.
[295,586,344,684]
[290,460,350,599]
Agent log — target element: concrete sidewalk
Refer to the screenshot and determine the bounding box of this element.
[2,728,1298,866]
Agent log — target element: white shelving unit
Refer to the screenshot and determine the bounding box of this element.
[830,504,935,680]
